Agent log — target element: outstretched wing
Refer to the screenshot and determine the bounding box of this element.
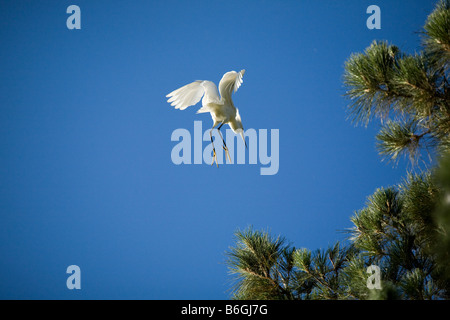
[218,69,245,102]
[166,80,220,110]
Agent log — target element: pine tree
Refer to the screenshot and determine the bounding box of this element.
[225,0,450,300]
[225,227,360,299]
[343,0,450,164]
[225,227,298,300]
[226,169,450,299]
[347,172,448,299]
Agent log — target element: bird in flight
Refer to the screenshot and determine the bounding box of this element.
[166,69,247,167]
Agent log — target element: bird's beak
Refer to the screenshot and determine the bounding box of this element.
[240,131,247,149]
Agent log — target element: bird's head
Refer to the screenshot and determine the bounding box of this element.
[233,111,247,149]
[236,128,248,149]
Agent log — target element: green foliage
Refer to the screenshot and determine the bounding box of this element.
[225,0,450,300]
[343,0,450,165]
[375,120,424,163]
[432,152,450,294]
[225,230,361,300]
[343,41,402,124]
[292,243,359,299]
[348,173,446,299]
[423,0,450,70]
[225,227,299,300]
[226,168,450,300]
[349,187,403,257]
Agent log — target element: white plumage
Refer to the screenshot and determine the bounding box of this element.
[166,69,247,166]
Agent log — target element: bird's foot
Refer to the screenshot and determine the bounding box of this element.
[223,145,232,163]
[211,149,219,168]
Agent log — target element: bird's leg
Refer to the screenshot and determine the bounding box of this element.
[210,128,219,167]
[217,123,232,163]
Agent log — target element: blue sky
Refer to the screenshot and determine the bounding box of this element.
[0,0,435,299]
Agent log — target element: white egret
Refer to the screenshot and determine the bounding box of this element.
[166,69,247,167]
